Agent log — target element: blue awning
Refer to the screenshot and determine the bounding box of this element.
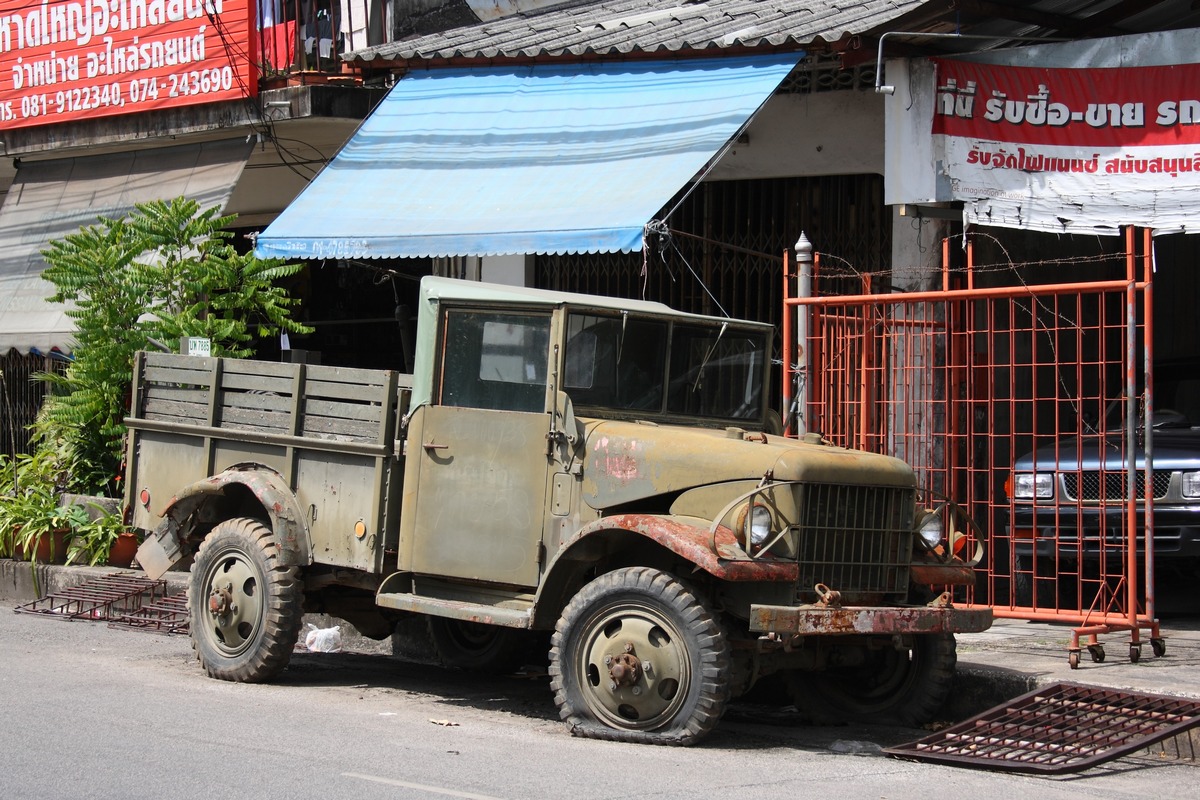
[254,53,800,260]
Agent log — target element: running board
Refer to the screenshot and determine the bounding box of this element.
[376,573,533,629]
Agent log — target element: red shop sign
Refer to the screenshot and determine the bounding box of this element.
[0,0,258,130]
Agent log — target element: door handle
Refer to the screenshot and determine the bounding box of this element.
[422,442,449,451]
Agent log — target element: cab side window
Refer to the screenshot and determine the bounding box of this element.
[438,310,551,412]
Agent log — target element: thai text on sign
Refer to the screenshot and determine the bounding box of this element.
[930,58,1200,233]
[0,0,257,130]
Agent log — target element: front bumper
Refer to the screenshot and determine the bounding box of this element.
[749,603,993,635]
[1010,504,1200,560]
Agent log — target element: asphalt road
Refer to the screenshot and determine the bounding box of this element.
[2,609,1197,800]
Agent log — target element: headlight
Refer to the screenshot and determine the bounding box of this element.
[738,503,773,547]
[1011,472,1053,499]
[917,511,944,549]
[1183,471,1200,498]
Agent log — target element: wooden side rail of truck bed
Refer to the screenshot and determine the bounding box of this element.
[128,351,412,454]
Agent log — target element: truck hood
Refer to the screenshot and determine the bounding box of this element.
[580,419,914,510]
[1014,427,1200,472]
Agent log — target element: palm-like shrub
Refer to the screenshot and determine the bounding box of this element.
[33,197,312,496]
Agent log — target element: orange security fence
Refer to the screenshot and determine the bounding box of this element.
[783,227,1164,665]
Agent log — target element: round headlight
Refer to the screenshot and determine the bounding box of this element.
[746,504,772,547]
[918,512,944,549]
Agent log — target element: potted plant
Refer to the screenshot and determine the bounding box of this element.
[9,489,86,565]
[65,506,136,567]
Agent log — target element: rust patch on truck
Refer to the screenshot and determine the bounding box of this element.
[571,513,799,582]
[909,561,977,586]
[591,435,643,484]
[749,603,993,635]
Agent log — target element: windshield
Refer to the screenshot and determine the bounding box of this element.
[563,312,768,422]
[1093,375,1200,432]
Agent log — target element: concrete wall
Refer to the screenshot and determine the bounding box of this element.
[710,89,884,181]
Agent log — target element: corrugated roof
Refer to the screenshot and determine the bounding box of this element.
[347,0,923,63]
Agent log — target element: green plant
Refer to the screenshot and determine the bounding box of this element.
[5,487,85,562]
[33,197,312,496]
[0,421,84,570]
[65,506,129,567]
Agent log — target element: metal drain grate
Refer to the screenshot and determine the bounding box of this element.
[14,573,172,622]
[109,591,190,635]
[885,682,1200,774]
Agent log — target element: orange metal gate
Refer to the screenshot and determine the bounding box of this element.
[783,228,1163,664]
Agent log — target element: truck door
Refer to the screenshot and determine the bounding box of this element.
[405,308,553,588]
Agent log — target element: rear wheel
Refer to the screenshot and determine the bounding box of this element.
[189,517,304,682]
[549,567,729,745]
[786,634,957,727]
[427,618,531,673]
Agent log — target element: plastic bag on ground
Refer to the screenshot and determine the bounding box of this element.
[304,623,342,652]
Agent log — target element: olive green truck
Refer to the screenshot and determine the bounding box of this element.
[128,276,990,745]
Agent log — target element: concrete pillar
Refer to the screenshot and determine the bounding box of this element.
[887,209,951,478]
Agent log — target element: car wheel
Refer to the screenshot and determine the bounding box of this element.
[549,567,730,745]
[189,517,303,682]
[786,634,957,727]
[1013,554,1076,610]
[427,618,533,673]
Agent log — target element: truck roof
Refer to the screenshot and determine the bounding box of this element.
[410,276,772,411]
[419,275,773,324]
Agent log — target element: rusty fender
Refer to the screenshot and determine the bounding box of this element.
[909,560,977,586]
[569,513,799,582]
[749,603,993,635]
[160,464,310,566]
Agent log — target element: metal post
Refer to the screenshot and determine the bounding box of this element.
[795,233,813,436]
[1142,227,1156,623]
[1123,226,1139,635]
[782,246,792,435]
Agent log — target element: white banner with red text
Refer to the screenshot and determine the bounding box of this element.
[931,58,1200,235]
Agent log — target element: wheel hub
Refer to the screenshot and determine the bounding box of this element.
[606,645,642,690]
[208,583,235,619]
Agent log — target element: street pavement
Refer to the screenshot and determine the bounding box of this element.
[4,560,1200,721]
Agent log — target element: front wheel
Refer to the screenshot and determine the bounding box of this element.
[189,517,304,682]
[786,634,957,727]
[548,567,730,746]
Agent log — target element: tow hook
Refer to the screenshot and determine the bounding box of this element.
[605,643,643,692]
[815,583,842,608]
[926,591,953,609]
[208,584,236,618]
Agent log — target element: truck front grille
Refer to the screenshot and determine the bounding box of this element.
[1063,471,1171,501]
[793,483,913,601]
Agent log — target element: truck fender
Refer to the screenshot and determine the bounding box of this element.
[553,513,799,583]
[136,464,311,579]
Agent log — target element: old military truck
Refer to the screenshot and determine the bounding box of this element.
[128,276,990,745]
